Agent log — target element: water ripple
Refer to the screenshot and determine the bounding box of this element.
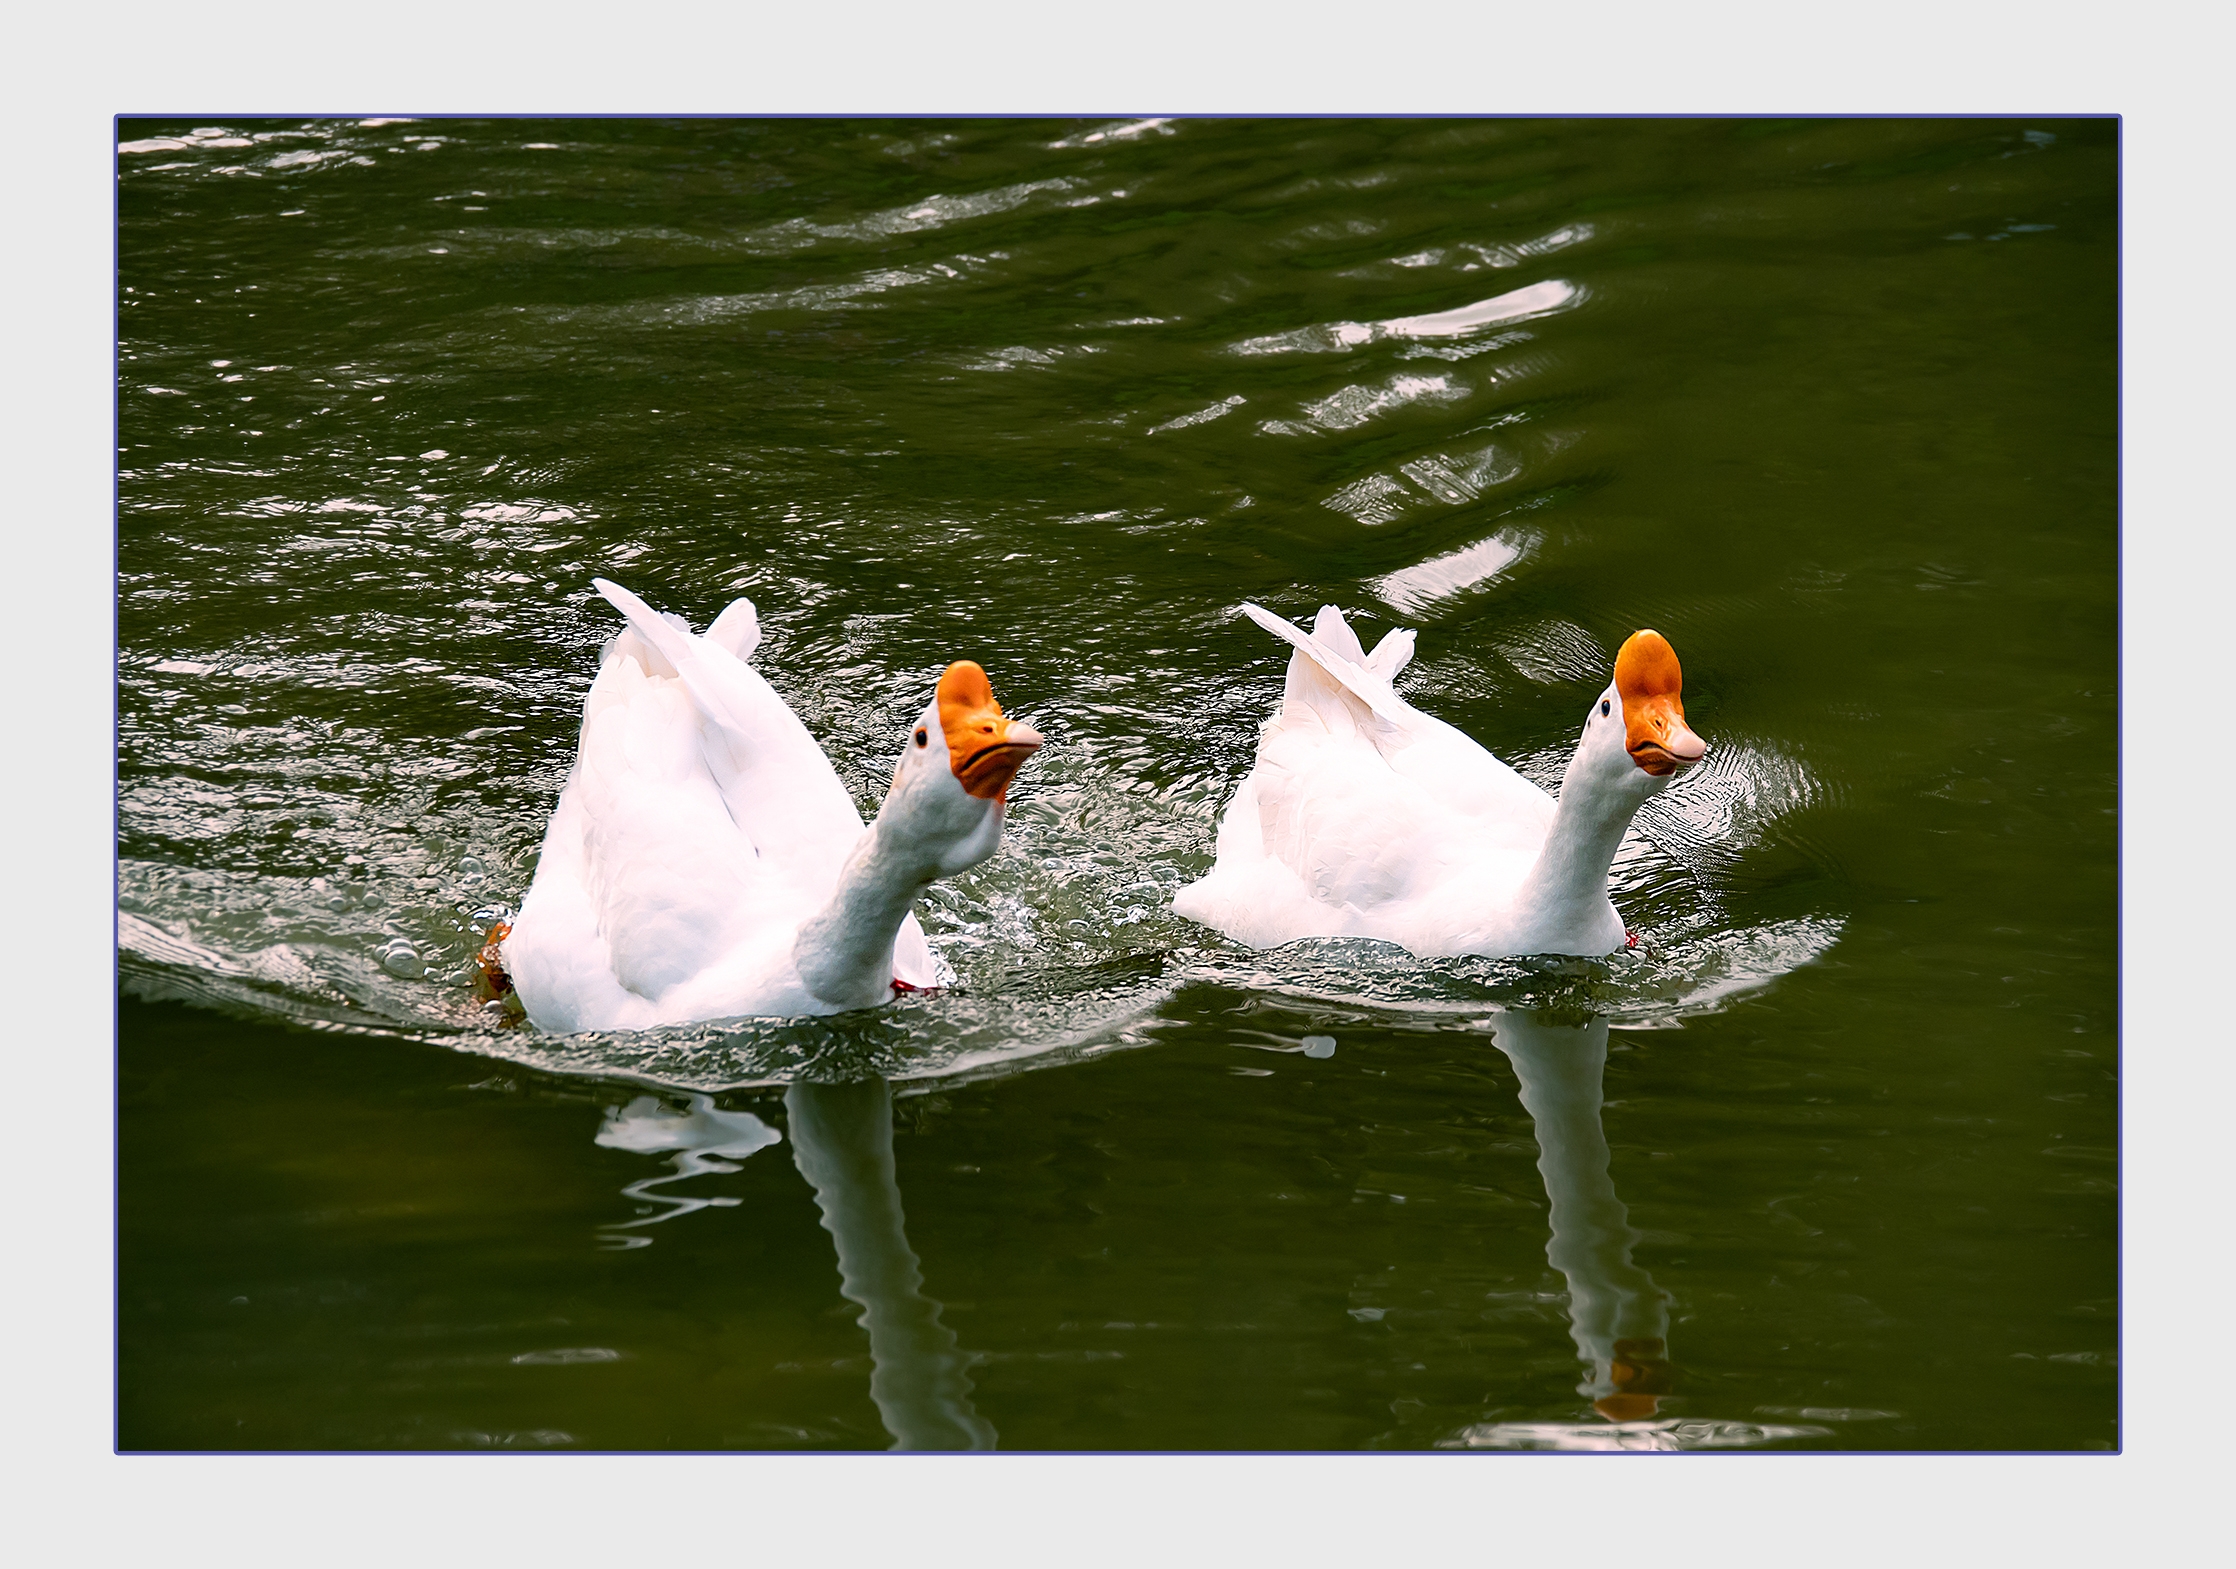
[1230,279,1581,357]
[1439,1416,1833,1451]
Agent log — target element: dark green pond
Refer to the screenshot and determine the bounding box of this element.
[117,116,2117,1451]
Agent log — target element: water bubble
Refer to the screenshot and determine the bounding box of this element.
[377,937,425,978]
[458,855,486,887]
[1301,1034,1337,1058]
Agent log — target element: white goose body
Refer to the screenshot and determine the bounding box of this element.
[1171,604,1706,959]
[503,579,1040,1033]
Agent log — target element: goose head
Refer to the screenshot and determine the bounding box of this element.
[1566,629,1708,801]
[879,660,1043,876]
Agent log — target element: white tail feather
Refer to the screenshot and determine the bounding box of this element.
[1365,627,1415,681]
[590,578,865,880]
[1309,603,1367,665]
[707,598,761,662]
[1238,602,1413,727]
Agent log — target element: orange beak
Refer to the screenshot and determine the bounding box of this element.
[937,661,1043,801]
[1614,629,1707,777]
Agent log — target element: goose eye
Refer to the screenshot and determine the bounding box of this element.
[1599,699,1611,718]
[913,728,928,748]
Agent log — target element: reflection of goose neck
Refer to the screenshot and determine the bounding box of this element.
[1491,1011,1671,1418]
[785,1078,996,1451]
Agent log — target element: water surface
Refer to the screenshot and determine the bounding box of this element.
[117,116,2116,1450]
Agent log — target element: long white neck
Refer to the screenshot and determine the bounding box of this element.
[792,819,936,1009]
[1513,759,1647,952]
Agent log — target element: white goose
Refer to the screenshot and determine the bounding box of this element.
[500,579,1042,1032]
[1171,604,1706,958]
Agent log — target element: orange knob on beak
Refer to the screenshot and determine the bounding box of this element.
[937,661,1043,800]
[1614,630,1708,777]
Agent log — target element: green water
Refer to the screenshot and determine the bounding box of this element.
[116,116,2117,1451]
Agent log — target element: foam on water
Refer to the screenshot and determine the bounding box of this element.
[1439,1416,1834,1451]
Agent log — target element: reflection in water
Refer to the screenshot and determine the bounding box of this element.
[1491,1010,1672,1422]
[786,1078,997,1451]
[1444,1012,1831,1451]
[595,1094,782,1249]
[593,1080,996,1448]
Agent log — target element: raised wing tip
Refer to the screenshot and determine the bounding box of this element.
[591,577,654,619]
[1238,598,1413,726]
